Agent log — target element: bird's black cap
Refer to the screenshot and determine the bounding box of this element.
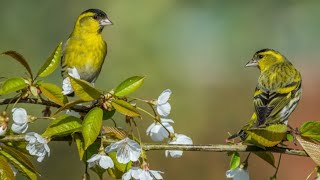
[256,48,277,54]
[82,9,107,18]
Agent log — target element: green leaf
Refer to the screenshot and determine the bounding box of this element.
[42,114,82,137]
[107,152,132,179]
[286,134,294,142]
[74,133,85,160]
[103,109,116,120]
[296,136,320,166]
[300,121,320,142]
[37,42,62,78]
[1,51,33,79]
[69,76,102,101]
[114,76,145,97]
[111,99,140,117]
[82,107,103,150]
[254,152,275,167]
[0,144,39,180]
[0,77,28,95]
[0,155,15,180]
[229,152,240,170]
[246,124,288,147]
[39,83,68,106]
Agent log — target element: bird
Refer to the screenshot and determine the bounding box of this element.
[228,49,302,140]
[61,9,112,95]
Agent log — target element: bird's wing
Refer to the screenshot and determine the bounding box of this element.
[253,77,301,127]
[253,87,274,126]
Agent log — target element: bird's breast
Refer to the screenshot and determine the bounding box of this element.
[63,34,107,82]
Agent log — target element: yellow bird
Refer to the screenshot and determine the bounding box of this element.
[61,9,112,95]
[229,49,302,140]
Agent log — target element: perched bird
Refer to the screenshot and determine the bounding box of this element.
[61,9,112,95]
[229,49,302,140]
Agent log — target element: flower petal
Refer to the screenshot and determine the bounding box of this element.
[157,89,172,104]
[149,170,164,180]
[99,156,114,169]
[11,123,28,134]
[12,108,28,124]
[139,170,153,180]
[67,67,81,79]
[157,102,171,117]
[62,77,73,95]
[87,154,101,163]
[165,150,183,158]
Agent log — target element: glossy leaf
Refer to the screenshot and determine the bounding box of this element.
[286,134,294,142]
[247,124,288,147]
[300,121,320,142]
[254,152,275,167]
[69,76,101,101]
[42,114,82,137]
[37,42,62,78]
[114,76,145,97]
[82,107,103,150]
[297,136,320,166]
[74,133,85,160]
[0,144,39,180]
[0,77,27,95]
[39,83,68,106]
[103,109,116,120]
[0,156,15,180]
[111,99,140,117]
[229,152,240,170]
[1,51,33,79]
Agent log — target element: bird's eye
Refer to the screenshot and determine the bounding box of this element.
[258,55,264,59]
[93,15,98,19]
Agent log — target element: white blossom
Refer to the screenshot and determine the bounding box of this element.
[25,132,50,162]
[146,118,174,142]
[122,167,143,180]
[156,89,172,117]
[105,137,141,164]
[122,167,164,180]
[87,153,114,169]
[11,108,28,133]
[62,67,80,95]
[0,125,7,136]
[226,167,249,180]
[165,133,193,158]
[139,169,164,180]
[317,176,320,180]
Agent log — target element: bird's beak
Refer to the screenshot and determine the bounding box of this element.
[245,59,258,67]
[100,18,113,26]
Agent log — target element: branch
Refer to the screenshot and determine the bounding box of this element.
[0,135,308,157]
[0,97,90,112]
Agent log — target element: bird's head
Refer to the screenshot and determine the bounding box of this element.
[75,9,112,34]
[246,49,287,71]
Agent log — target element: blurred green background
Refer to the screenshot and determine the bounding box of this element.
[1,0,320,179]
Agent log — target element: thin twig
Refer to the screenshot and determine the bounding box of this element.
[0,135,308,157]
[0,97,90,112]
